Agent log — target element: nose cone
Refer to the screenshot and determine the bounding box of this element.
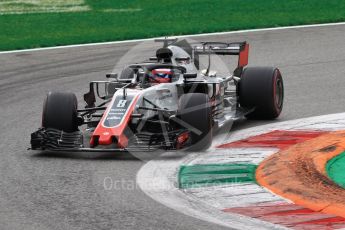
[90,89,141,148]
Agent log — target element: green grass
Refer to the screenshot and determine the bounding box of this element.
[1,0,345,51]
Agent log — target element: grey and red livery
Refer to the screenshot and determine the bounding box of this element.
[30,38,284,152]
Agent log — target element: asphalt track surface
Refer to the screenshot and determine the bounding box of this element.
[1,24,345,230]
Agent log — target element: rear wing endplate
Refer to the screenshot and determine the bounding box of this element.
[193,41,249,67]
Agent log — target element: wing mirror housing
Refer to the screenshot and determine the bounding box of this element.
[106,73,118,79]
[183,73,197,81]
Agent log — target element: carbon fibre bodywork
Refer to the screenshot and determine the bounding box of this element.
[30,39,259,152]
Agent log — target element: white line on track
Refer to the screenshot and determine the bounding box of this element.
[1,21,345,54]
[136,112,345,229]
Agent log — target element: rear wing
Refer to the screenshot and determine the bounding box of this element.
[193,41,249,68]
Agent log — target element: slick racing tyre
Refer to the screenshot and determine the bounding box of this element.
[178,93,212,151]
[42,92,78,132]
[239,67,284,119]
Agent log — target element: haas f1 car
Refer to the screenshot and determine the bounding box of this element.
[30,38,284,152]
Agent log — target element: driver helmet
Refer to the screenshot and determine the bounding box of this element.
[148,69,173,84]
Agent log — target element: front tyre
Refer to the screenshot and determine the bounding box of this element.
[178,93,212,151]
[42,92,78,132]
[239,67,284,119]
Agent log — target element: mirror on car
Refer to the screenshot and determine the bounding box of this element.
[183,73,197,79]
[149,57,158,61]
[106,73,118,79]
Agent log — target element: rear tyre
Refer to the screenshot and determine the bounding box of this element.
[239,67,284,119]
[178,93,212,151]
[42,92,78,132]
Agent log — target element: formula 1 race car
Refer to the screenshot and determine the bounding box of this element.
[30,38,284,152]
